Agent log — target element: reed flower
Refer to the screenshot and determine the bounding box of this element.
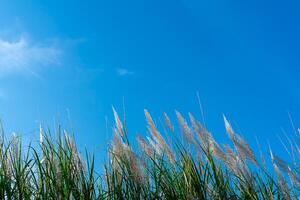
[223,116,257,165]
[208,137,227,162]
[145,110,175,163]
[176,111,195,145]
[112,106,125,138]
[0,109,297,199]
[189,113,211,149]
[146,136,162,156]
[137,135,153,156]
[10,132,20,159]
[233,135,257,165]
[269,145,292,199]
[163,112,174,132]
[124,145,143,184]
[223,115,235,140]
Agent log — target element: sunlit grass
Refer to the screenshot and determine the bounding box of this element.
[0,109,298,199]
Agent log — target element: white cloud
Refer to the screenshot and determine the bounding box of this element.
[0,37,61,75]
[116,68,135,76]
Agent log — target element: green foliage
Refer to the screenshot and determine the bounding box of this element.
[0,109,298,199]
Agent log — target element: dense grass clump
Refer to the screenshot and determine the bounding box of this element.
[0,109,299,199]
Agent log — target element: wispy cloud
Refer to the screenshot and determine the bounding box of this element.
[116,68,135,76]
[0,37,61,76]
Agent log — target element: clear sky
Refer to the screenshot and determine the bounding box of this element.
[0,0,299,157]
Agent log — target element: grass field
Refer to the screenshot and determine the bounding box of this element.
[0,108,298,199]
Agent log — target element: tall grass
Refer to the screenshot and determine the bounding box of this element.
[0,109,299,199]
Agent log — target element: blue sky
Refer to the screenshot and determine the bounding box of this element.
[0,0,299,158]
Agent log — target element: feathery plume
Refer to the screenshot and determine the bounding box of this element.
[165,147,175,164]
[39,124,44,146]
[208,137,226,162]
[233,135,257,165]
[144,110,165,146]
[273,155,290,173]
[163,112,174,132]
[288,170,300,190]
[144,110,174,162]
[11,132,20,158]
[223,145,245,176]
[64,130,84,171]
[112,107,125,138]
[111,133,125,158]
[189,113,212,149]
[189,113,203,141]
[224,153,240,175]
[224,144,235,157]
[124,145,143,183]
[240,164,255,187]
[147,136,162,156]
[223,115,234,139]
[176,111,195,145]
[110,133,126,174]
[269,144,291,199]
[65,131,76,154]
[268,142,290,173]
[137,135,153,156]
